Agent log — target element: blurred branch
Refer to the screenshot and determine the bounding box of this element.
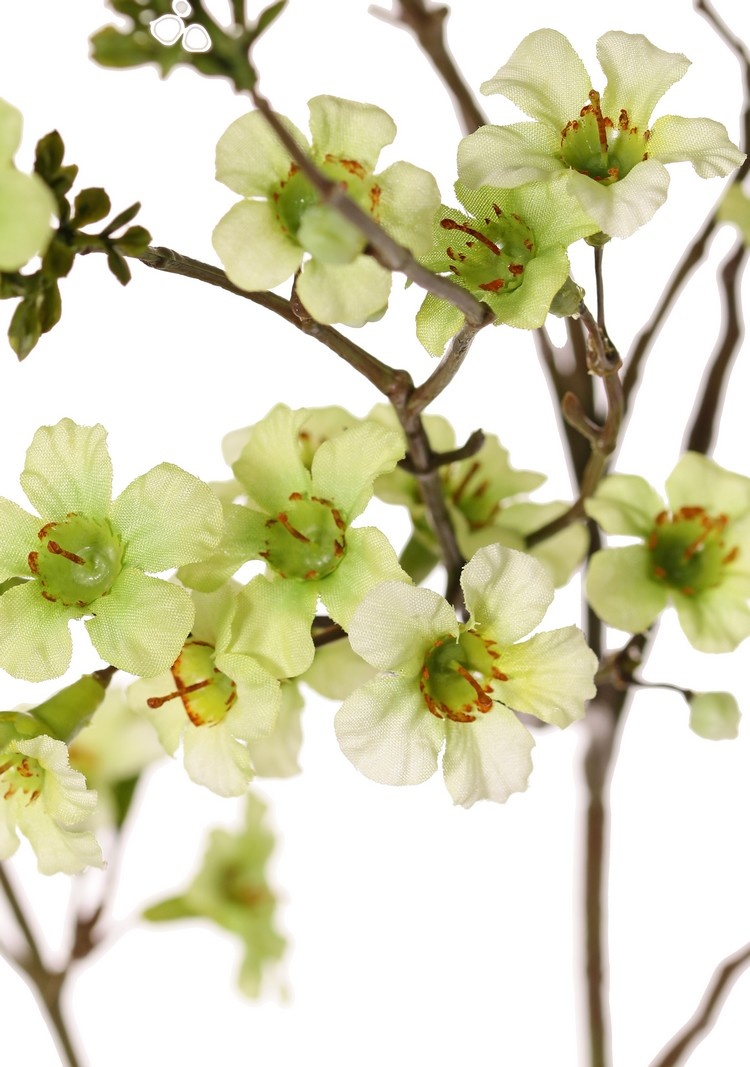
[369,0,488,134]
[649,940,750,1067]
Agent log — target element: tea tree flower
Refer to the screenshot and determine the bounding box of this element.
[144,793,286,998]
[0,98,56,271]
[179,404,409,641]
[0,419,223,681]
[0,732,103,874]
[585,453,750,651]
[335,544,597,807]
[458,30,745,239]
[416,179,598,354]
[129,581,311,796]
[212,95,440,325]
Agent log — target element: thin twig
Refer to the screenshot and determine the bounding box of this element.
[649,941,750,1067]
[369,0,488,135]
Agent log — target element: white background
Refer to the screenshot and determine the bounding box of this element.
[1,1,749,1064]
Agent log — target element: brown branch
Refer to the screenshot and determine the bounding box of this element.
[649,941,750,1067]
[369,0,488,135]
[684,240,748,455]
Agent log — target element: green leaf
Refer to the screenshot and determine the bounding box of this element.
[254,0,288,37]
[106,249,132,285]
[72,187,112,226]
[34,130,65,183]
[51,163,79,201]
[38,279,62,333]
[102,201,142,237]
[110,774,141,829]
[113,224,151,256]
[9,295,42,360]
[42,238,76,278]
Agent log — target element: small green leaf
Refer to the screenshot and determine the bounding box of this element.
[38,279,62,333]
[102,201,141,237]
[42,238,76,278]
[113,224,151,256]
[9,295,42,360]
[51,163,79,200]
[34,130,65,182]
[72,187,112,226]
[254,0,288,36]
[110,774,140,829]
[106,248,132,285]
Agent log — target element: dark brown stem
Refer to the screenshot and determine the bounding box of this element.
[369,0,488,134]
[407,317,488,417]
[684,241,747,455]
[649,941,750,1067]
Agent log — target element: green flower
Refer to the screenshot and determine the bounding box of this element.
[585,453,750,651]
[129,581,311,797]
[416,179,598,354]
[212,95,440,326]
[144,793,286,998]
[0,98,56,271]
[458,30,745,239]
[371,405,587,586]
[179,404,409,646]
[0,418,223,681]
[334,544,597,807]
[0,732,103,874]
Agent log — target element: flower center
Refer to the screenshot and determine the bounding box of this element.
[647,507,738,596]
[419,628,508,723]
[560,90,650,183]
[259,493,346,581]
[28,514,124,608]
[272,156,382,264]
[0,752,43,806]
[440,205,535,295]
[147,640,237,727]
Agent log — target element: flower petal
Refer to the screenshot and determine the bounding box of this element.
[21,419,112,520]
[320,526,409,630]
[217,574,316,679]
[247,681,304,777]
[308,95,395,171]
[481,29,592,129]
[215,109,308,196]
[665,452,750,518]
[0,98,22,161]
[212,199,303,292]
[458,122,562,189]
[376,161,441,255]
[86,570,193,676]
[416,293,466,357]
[598,31,690,127]
[346,579,456,674]
[495,626,597,727]
[461,544,554,645]
[335,675,444,785]
[18,802,103,875]
[442,707,534,807]
[296,255,392,327]
[673,582,750,653]
[111,463,222,570]
[585,474,665,536]
[689,691,741,741]
[0,169,55,272]
[311,421,404,521]
[0,498,38,581]
[565,159,670,239]
[484,246,572,329]
[649,115,745,178]
[128,671,186,754]
[232,404,311,514]
[182,722,254,797]
[586,545,667,633]
[0,581,74,681]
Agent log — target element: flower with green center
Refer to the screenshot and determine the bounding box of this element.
[129,579,312,797]
[212,95,440,326]
[370,405,587,587]
[0,418,223,681]
[585,453,750,651]
[0,732,103,874]
[0,98,56,271]
[416,179,599,354]
[334,544,597,807]
[179,405,409,649]
[144,793,286,998]
[458,30,745,240]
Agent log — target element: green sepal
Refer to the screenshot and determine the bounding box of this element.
[143,895,198,922]
[72,187,112,227]
[0,711,48,749]
[9,295,42,360]
[110,773,141,829]
[399,532,440,585]
[29,672,111,743]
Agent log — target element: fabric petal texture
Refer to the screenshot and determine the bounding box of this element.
[584,474,665,537]
[213,199,303,292]
[442,708,534,807]
[376,161,441,255]
[0,581,75,681]
[215,110,308,197]
[21,419,113,520]
[308,95,395,170]
[598,31,690,127]
[232,404,312,515]
[461,543,553,645]
[458,122,562,190]
[565,161,670,239]
[311,421,404,522]
[295,256,392,327]
[648,115,746,178]
[586,545,668,633]
[0,498,39,581]
[320,526,409,630]
[496,627,598,727]
[346,581,457,675]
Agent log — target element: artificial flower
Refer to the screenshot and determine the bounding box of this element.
[0,98,56,271]
[416,179,598,353]
[585,452,750,651]
[335,544,597,807]
[212,95,440,325]
[458,30,745,239]
[688,691,741,741]
[0,418,223,681]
